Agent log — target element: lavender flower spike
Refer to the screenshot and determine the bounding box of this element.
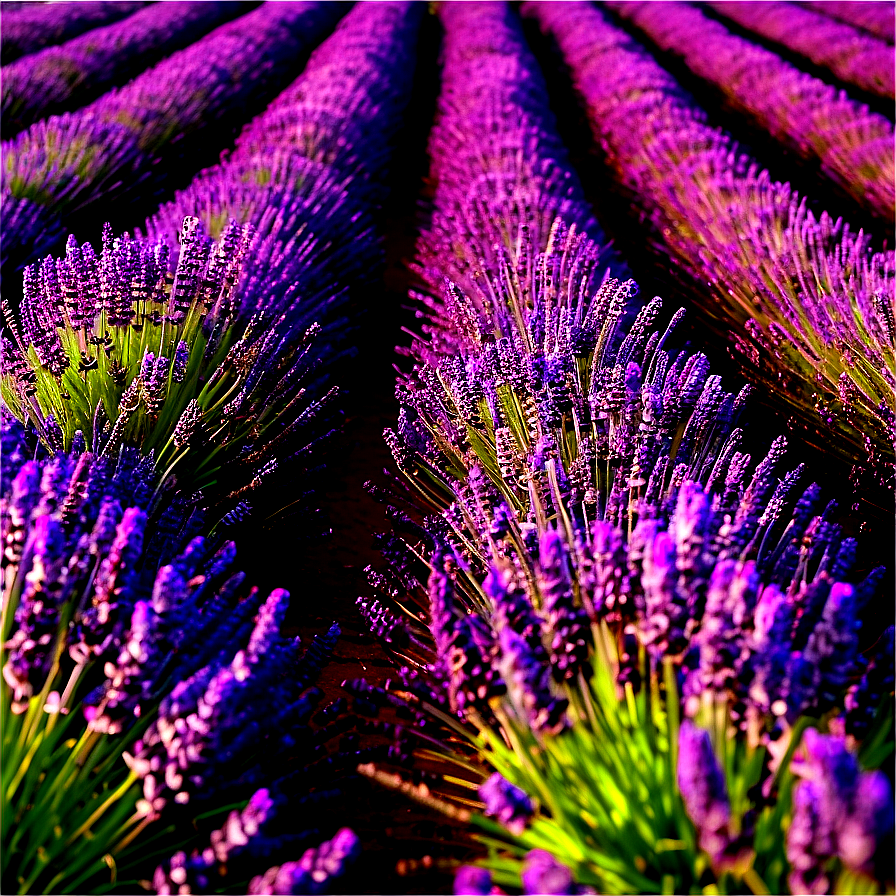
[789,728,895,891]
[248,828,361,895]
[479,772,535,835]
[455,866,495,896]
[678,720,731,867]
[521,849,575,896]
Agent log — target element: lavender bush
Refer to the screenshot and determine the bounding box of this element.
[359,488,893,893]
[0,433,355,894]
[2,1,251,137]
[0,1,147,65]
[522,1,895,473]
[3,2,424,533]
[709,1,895,100]
[805,1,895,43]
[2,2,343,279]
[607,1,894,220]
[0,216,336,528]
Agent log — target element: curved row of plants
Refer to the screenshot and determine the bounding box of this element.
[1,1,250,137]
[607,0,894,221]
[708,1,894,100]
[1,4,426,893]
[349,4,894,895]
[0,1,146,65]
[803,1,894,43]
[1,1,342,280]
[521,0,895,475]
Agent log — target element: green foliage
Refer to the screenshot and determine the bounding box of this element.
[0,548,145,894]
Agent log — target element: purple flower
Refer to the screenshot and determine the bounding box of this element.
[2,515,69,710]
[128,605,339,820]
[637,524,689,659]
[75,506,146,663]
[684,560,757,710]
[172,340,190,383]
[479,772,535,835]
[154,788,281,894]
[248,828,361,895]
[537,529,591,682]
[454,866,494,896]
[787,778,835,895]
[838,770,894,879]
[608,1,893,219]
[498,626,568,736]
[677,721,731,866]
[521,849,575,895]
[788,728,895,889]
[845,626,894,739]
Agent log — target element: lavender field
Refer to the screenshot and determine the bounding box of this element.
[0,2,894,894]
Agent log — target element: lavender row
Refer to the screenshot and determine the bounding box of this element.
[1,6,427,889]
[1,2,422,542]
[805,1,895,43]
[376,4,879,734]
[412,1,626,362]
[354,8,892,893]
[0,0,146,65]
[523,1,895,470]
[709,1,895,100]
[2,1,253,137]
[1,2,343,281]
[147,0,422,337]
[608,1,894,220]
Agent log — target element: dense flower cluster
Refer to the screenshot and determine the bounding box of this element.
[522,1,895,471]
[2,2,343,277]
[249,827,361,895]
[0,1,146,65]
[804,1,895,42]
[709,1,895,100]
[787,729,894,893]
[607,1,894,220]
[0,216,336,526]
[2,1,248,136]
[0,429,354,893]
[2,2,893,894]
